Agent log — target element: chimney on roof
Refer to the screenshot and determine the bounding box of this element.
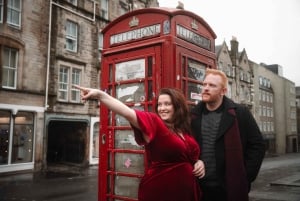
[230,36,239,66]
[176,1,184,9]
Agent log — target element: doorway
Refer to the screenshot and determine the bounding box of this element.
[47,121,87,164]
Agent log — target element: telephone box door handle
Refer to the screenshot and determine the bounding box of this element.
[101,134,106,144]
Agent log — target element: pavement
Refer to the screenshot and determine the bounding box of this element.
[0,153,300,201]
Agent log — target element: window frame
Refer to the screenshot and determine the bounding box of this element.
[2,46,18,89]
[66,20,78,52]
[100,0,108,20]
[67,0,77,6]
[7,0,21,28]
[0,0,3,23]
[58,64,82,102]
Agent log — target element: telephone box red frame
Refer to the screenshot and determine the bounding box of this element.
[99,7,217,201]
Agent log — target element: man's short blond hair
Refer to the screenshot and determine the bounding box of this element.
[205,68,228,88]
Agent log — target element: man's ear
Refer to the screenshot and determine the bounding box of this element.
[221,87,227,96]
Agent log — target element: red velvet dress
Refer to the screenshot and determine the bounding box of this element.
[132,110,202,201]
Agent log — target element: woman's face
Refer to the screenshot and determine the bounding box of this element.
[157,94,174,122]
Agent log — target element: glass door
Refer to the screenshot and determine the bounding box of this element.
[99,47,160,201]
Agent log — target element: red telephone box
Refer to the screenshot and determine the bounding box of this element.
[99,7,216,201]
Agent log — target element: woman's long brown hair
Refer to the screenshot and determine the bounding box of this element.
[155,88,191,134]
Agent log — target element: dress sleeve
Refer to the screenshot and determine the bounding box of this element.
[131,110,162,145]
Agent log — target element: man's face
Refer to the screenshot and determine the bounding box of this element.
[201,74,226,103]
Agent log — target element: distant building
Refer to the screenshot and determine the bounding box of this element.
[296,87,300,147]
[216,37,298,155]
[261,63,283,77]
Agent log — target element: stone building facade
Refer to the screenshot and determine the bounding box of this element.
[0,0,158,174]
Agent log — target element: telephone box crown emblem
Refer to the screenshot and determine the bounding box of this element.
[129,16,139,27]
[191,19,198,30]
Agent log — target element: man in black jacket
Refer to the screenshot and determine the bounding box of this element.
[191,68,265,201]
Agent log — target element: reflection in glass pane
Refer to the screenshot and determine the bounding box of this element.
[188,82,202,101]
[114,175,140,198]
[187,59,206,81]
[116,83,145,103]
[115,130,143,150]
[115,106,144,126]
[115,59,145,81]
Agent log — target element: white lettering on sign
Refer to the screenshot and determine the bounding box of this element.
[110,24,161,45]
[176,25,211,50]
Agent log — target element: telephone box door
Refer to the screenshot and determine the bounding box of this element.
[99,46,161,201]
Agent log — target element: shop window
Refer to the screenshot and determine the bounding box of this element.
[12,112,34,164]
[0,110,10,165]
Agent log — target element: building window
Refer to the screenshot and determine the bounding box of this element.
[100,0,108,20]
[227,82,232,98]
[218,61,223,70]
[66,20,78,52]
[98,33,103,62]
[58,65,81,102]
[259,76,263,86]
[67,0,77,6]
[2,47,18,89]
[7,0,21,27]
[259,105,262,116]
[0,0,3,23]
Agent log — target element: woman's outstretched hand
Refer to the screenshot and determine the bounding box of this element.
[73,85,101,102]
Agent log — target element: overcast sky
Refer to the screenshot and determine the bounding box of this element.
[158,0,300,86]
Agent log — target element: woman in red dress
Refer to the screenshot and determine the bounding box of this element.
[74,86,205,201]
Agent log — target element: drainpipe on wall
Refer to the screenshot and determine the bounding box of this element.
[45,0,97,110]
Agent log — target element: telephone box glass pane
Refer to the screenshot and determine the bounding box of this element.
[115,130,143,150]
[187,59,206,81]
[182,56,186,77]
[147,80,153,101]
[147,56,152,77]
[188,82,202,101]
[115,105,144,126]
[114,175,140,198]
[115,59,145,81]
[116,83,145,103]
[115,152,144,174]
